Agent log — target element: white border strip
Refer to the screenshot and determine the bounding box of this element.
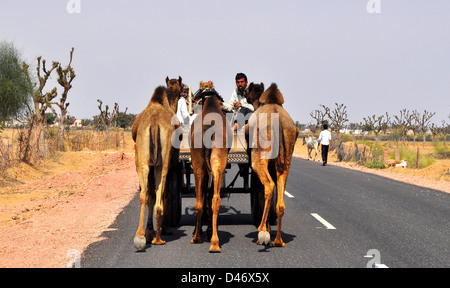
[311,213,336,229]
[284,191,295,198]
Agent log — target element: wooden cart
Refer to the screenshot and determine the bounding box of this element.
[165,86,277,227]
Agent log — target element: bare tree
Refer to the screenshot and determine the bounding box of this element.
[32,57,59,156]
[416,110,436,148]
[327,103,348,134]
[97,100,121,133]
[441,120,449,141]
[309,105,329,134]
[393,109,413,147]
[49,48,76,151]
[363,113,389,143]
[381,112,391,135]
[408,110,420,146]
[430,123,440,139]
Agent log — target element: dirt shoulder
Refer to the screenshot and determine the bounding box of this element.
[0,141,448,267]
[0,151,138,268]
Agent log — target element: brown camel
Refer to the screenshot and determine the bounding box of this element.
[190,87,233,253]
[132,76,183,250]
[245,82,299,247]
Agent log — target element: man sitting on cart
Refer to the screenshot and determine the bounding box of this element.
[227,73,254,131]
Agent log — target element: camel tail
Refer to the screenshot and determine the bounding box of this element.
[276,123,286,171]
[277,124,299,171]
[149,125,162,167]
[205,148,212,172]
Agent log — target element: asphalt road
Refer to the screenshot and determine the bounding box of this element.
[82,157,449,268]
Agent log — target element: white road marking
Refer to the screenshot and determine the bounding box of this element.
[284,191,295,198]
[364,250,389,268]
[311,213,336,229]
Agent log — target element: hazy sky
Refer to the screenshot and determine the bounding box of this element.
[1,0,449,125]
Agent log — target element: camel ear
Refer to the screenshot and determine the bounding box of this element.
[260,82,264,91]
[248,82,254,92]
[166,77,169,85]
[178,76,182,86]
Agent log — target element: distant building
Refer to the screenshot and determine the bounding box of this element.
[71,119,83,128]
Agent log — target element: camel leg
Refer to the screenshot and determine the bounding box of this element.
[273,169,288,247]
[145,170,156,242]
[209,161,226,253]
[134,166,149,250]
[152,165,167,245]
[252,157,274,245]
[191,169,205,244]
[161,178,172,235]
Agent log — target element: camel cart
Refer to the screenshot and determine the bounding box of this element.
[165,85,277,227]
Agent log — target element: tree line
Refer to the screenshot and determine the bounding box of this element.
[1,41,75,160]
[0,41,134,163]
[300,103,448,148]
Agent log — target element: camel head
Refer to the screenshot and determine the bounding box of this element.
[166,76,183,93]
[165,76,183,109]
[245,82,265,110]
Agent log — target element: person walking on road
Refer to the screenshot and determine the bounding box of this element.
[318,123,332,166]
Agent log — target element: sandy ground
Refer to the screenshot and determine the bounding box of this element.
[0,138,448,268]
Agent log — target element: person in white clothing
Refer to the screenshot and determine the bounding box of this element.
[318,123,332,166]
[228,73,254,131]
[176,86,191,130]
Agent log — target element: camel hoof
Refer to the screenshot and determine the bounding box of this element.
[209,245,221,253]
[257,231,271,245]
[152,238,166,245]
[191,236,203,244]
[145,229,155,242]
[272,239,286,247]
[134,236,146,251]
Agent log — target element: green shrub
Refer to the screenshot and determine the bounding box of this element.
[364,157,386,169]
[364,143,386,169]
[392,147,436,169]
[342,134,354,143]
[434,141,450,159]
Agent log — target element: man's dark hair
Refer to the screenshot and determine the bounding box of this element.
[235,73,247,82]
[323,124,328,130]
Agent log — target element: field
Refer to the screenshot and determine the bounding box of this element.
[0,129,448,267]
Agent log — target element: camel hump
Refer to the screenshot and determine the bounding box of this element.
[149,125,162,167]
[149,86,167,107]
[259,83,284,105]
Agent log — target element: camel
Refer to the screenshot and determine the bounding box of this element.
[132,76,183,250]
[302,136,319,161]
[190,86,233,253]
[245,82,299,247]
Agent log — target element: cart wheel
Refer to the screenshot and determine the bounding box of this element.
[167,163,182,227]
[250,170,277,226]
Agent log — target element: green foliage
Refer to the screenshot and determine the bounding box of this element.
[45,113,55,125]
[116,112,136,129]
[364,157,386,169]
[389,146,436,169]
[364,141,386,169]
[0,41,33,123]
[433,141,450,159]
[341,134,354,142]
